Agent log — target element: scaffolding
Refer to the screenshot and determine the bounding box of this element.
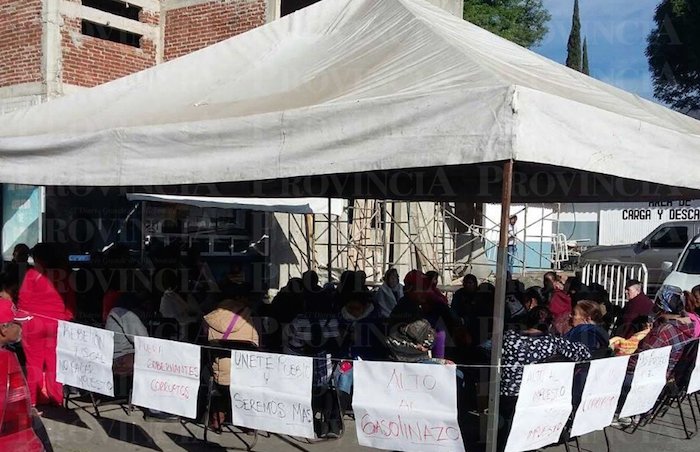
[305,200,449,284]
[272,200,566,288]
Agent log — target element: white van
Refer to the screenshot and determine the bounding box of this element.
[659,233,700,293]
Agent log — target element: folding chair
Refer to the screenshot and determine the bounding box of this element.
[311,355,345,440]
[644,340,699,439]
[199,339,259,451]
[63,371,133,418]
[625,341,699,438]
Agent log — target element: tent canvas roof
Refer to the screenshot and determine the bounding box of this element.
[0,0,698,201]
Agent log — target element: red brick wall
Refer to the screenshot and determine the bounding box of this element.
[140,9,159,26]
[164,0,267,61]
[0,0,43,87]
[61,13,158,87]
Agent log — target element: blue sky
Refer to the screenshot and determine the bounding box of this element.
[535,0,660,101]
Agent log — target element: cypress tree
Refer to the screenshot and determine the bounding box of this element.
[582,37,590,75]
[566,0,582,71]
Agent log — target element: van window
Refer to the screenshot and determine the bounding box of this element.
[678,243,700,275]
[649,226,688,249]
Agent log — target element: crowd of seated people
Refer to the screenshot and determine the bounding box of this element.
[101,261,700,423]
[6,239,700,445]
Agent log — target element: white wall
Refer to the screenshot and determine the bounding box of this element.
[484,204,555,245]
[558,203,601,223]
[558,201,700,246]
[599,200,700,245]
[483,204,555,270]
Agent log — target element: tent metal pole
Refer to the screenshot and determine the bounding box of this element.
[304,213,314,271]
[485,159,514,452]
[327,197,333,284]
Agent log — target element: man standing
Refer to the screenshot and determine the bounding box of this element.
[615,279,655,338]
[507,215,518,277]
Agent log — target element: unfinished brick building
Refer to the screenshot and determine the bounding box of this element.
[0,0,337,112]
[0,0,463,111]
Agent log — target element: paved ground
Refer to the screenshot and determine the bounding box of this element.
[39,397,699,452]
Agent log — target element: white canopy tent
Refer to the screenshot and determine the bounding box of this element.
[1,0,699,450]
[0,0,698,197]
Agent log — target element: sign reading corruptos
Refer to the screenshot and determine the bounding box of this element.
[131,337,201,418]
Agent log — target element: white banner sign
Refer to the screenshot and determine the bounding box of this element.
[687,343,700,395]
[56,321,115,397]
[570,356,630,437]
[505,362,575,452]
[619,346,671,418]
[352,361,465,452]
[229,351,314,438]
[132,337,201,418]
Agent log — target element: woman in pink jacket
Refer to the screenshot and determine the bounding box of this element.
[18,243,76,407]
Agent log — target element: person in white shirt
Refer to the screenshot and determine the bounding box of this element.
[507,215,518,277]
[160,289,200,340]
[159,270,201,340]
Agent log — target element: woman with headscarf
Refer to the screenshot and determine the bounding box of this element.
[374,268,403,318]
[627,285,695,378]
[425,270,449,305]
[389,270,463,359]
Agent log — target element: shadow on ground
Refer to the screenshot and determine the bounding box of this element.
[96,417,162,451]
[40,405,90,429]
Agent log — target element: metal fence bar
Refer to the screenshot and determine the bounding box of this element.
[581,262,649,307]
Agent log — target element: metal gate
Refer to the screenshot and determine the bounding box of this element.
[581,262,649,307]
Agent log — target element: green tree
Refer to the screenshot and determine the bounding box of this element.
[582,37,590,75]
[463,0,551,49]
[647,0,700,112]
[566,0,582,71]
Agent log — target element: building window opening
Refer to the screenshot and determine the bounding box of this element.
[82,0,142,21]
[81,20,142,47]
[281,0,321,17]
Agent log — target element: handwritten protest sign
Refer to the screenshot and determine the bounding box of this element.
[229,351,314,438]
[570,356,630,437]
[56,321,115,397]
[686,343,700,395]
[619,346,671,418]
[132,337,201,418]
[352,361,464,452]
[505,362,575,452]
